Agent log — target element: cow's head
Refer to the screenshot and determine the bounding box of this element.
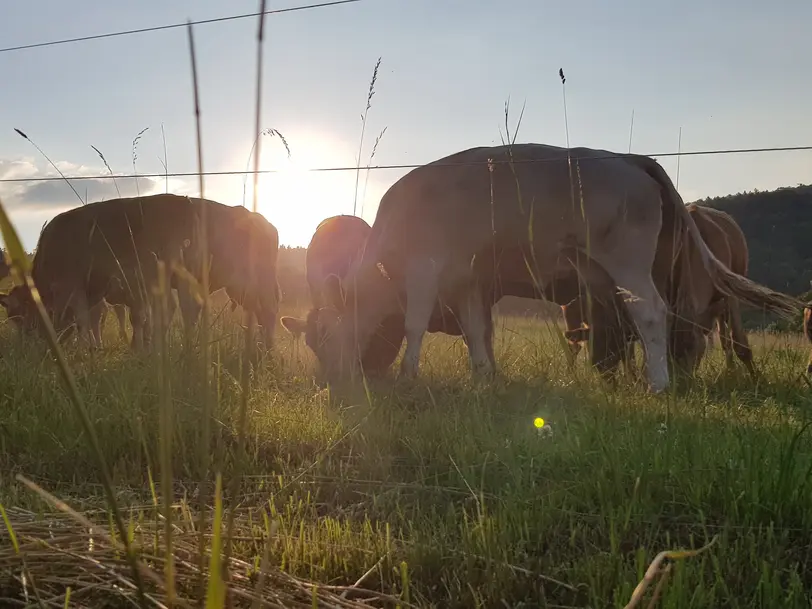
[281,262,399,383]
[563,320,633,377]
[0,285,39,333]
[562,293,635,378]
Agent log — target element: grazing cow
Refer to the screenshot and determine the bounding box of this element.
[0,194,199,350]
[283,214,634,379]
[301,144,799,392]
[175,200,281,347]
[559,203,759,378]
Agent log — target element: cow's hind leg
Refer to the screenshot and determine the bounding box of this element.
[560,305,582,368]
[72,293,98,350]
[726,299,757,378]
[89,301,106,348]
[129,301,150,352]
[592,262,669,393]
[716,308,736,371]
[113,304,128,344]
[399,259,442,380]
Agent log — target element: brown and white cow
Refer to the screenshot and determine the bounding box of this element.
[300,144,799,393]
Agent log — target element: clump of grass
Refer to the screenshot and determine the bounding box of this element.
[130,126,149,198]
[241,127,291,209]
[14,128,85,204]
[90,144,122,198]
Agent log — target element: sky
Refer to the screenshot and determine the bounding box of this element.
[1,0,810,250]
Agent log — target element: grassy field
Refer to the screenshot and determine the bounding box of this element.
[2,299,812,608]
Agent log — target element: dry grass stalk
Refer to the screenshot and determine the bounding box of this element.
[0,504,412,608]
[623,535,719,608]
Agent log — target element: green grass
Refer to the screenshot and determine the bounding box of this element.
[2,305,812,608]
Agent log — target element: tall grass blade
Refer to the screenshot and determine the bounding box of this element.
[0,196,148,606]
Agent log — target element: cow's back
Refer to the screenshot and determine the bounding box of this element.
[32,194,197,299]
[366,143,663,285]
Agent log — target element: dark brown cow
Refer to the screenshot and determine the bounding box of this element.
[175,199,281,347]
[0,194,198,349]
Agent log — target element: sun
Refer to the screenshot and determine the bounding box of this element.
[239,133,367,248]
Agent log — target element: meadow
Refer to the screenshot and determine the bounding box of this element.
[2,294,812,608]
[2,5,811,607]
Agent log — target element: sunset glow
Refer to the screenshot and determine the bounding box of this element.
[235,133,382,248]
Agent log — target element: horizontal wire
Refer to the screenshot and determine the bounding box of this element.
[1,144,811,184]
[0,0,365,54]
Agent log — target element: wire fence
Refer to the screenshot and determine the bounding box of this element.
[2,144,812,184]
[0,0,366,54]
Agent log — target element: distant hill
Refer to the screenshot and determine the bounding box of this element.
[692,184,812,330]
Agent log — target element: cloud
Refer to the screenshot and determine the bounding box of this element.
[0,156,196,250]
[0,156,191,212]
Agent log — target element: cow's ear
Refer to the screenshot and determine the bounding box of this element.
[324,274,346,311]
[564,326,590,343]
[280,315,307,338]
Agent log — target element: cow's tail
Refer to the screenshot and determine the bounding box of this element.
[632,154,802,321]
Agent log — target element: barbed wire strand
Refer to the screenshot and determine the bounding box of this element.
[0,0,364,55]
[1,144,811,184]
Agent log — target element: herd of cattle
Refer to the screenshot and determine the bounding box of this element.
[1,142,811,393]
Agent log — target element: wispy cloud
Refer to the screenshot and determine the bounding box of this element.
[0,156,186,212]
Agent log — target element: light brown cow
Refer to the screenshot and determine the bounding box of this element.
[174,199,281,347]
[283,215,635,380]
[302,144,799,393]
[0,194,199,349]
